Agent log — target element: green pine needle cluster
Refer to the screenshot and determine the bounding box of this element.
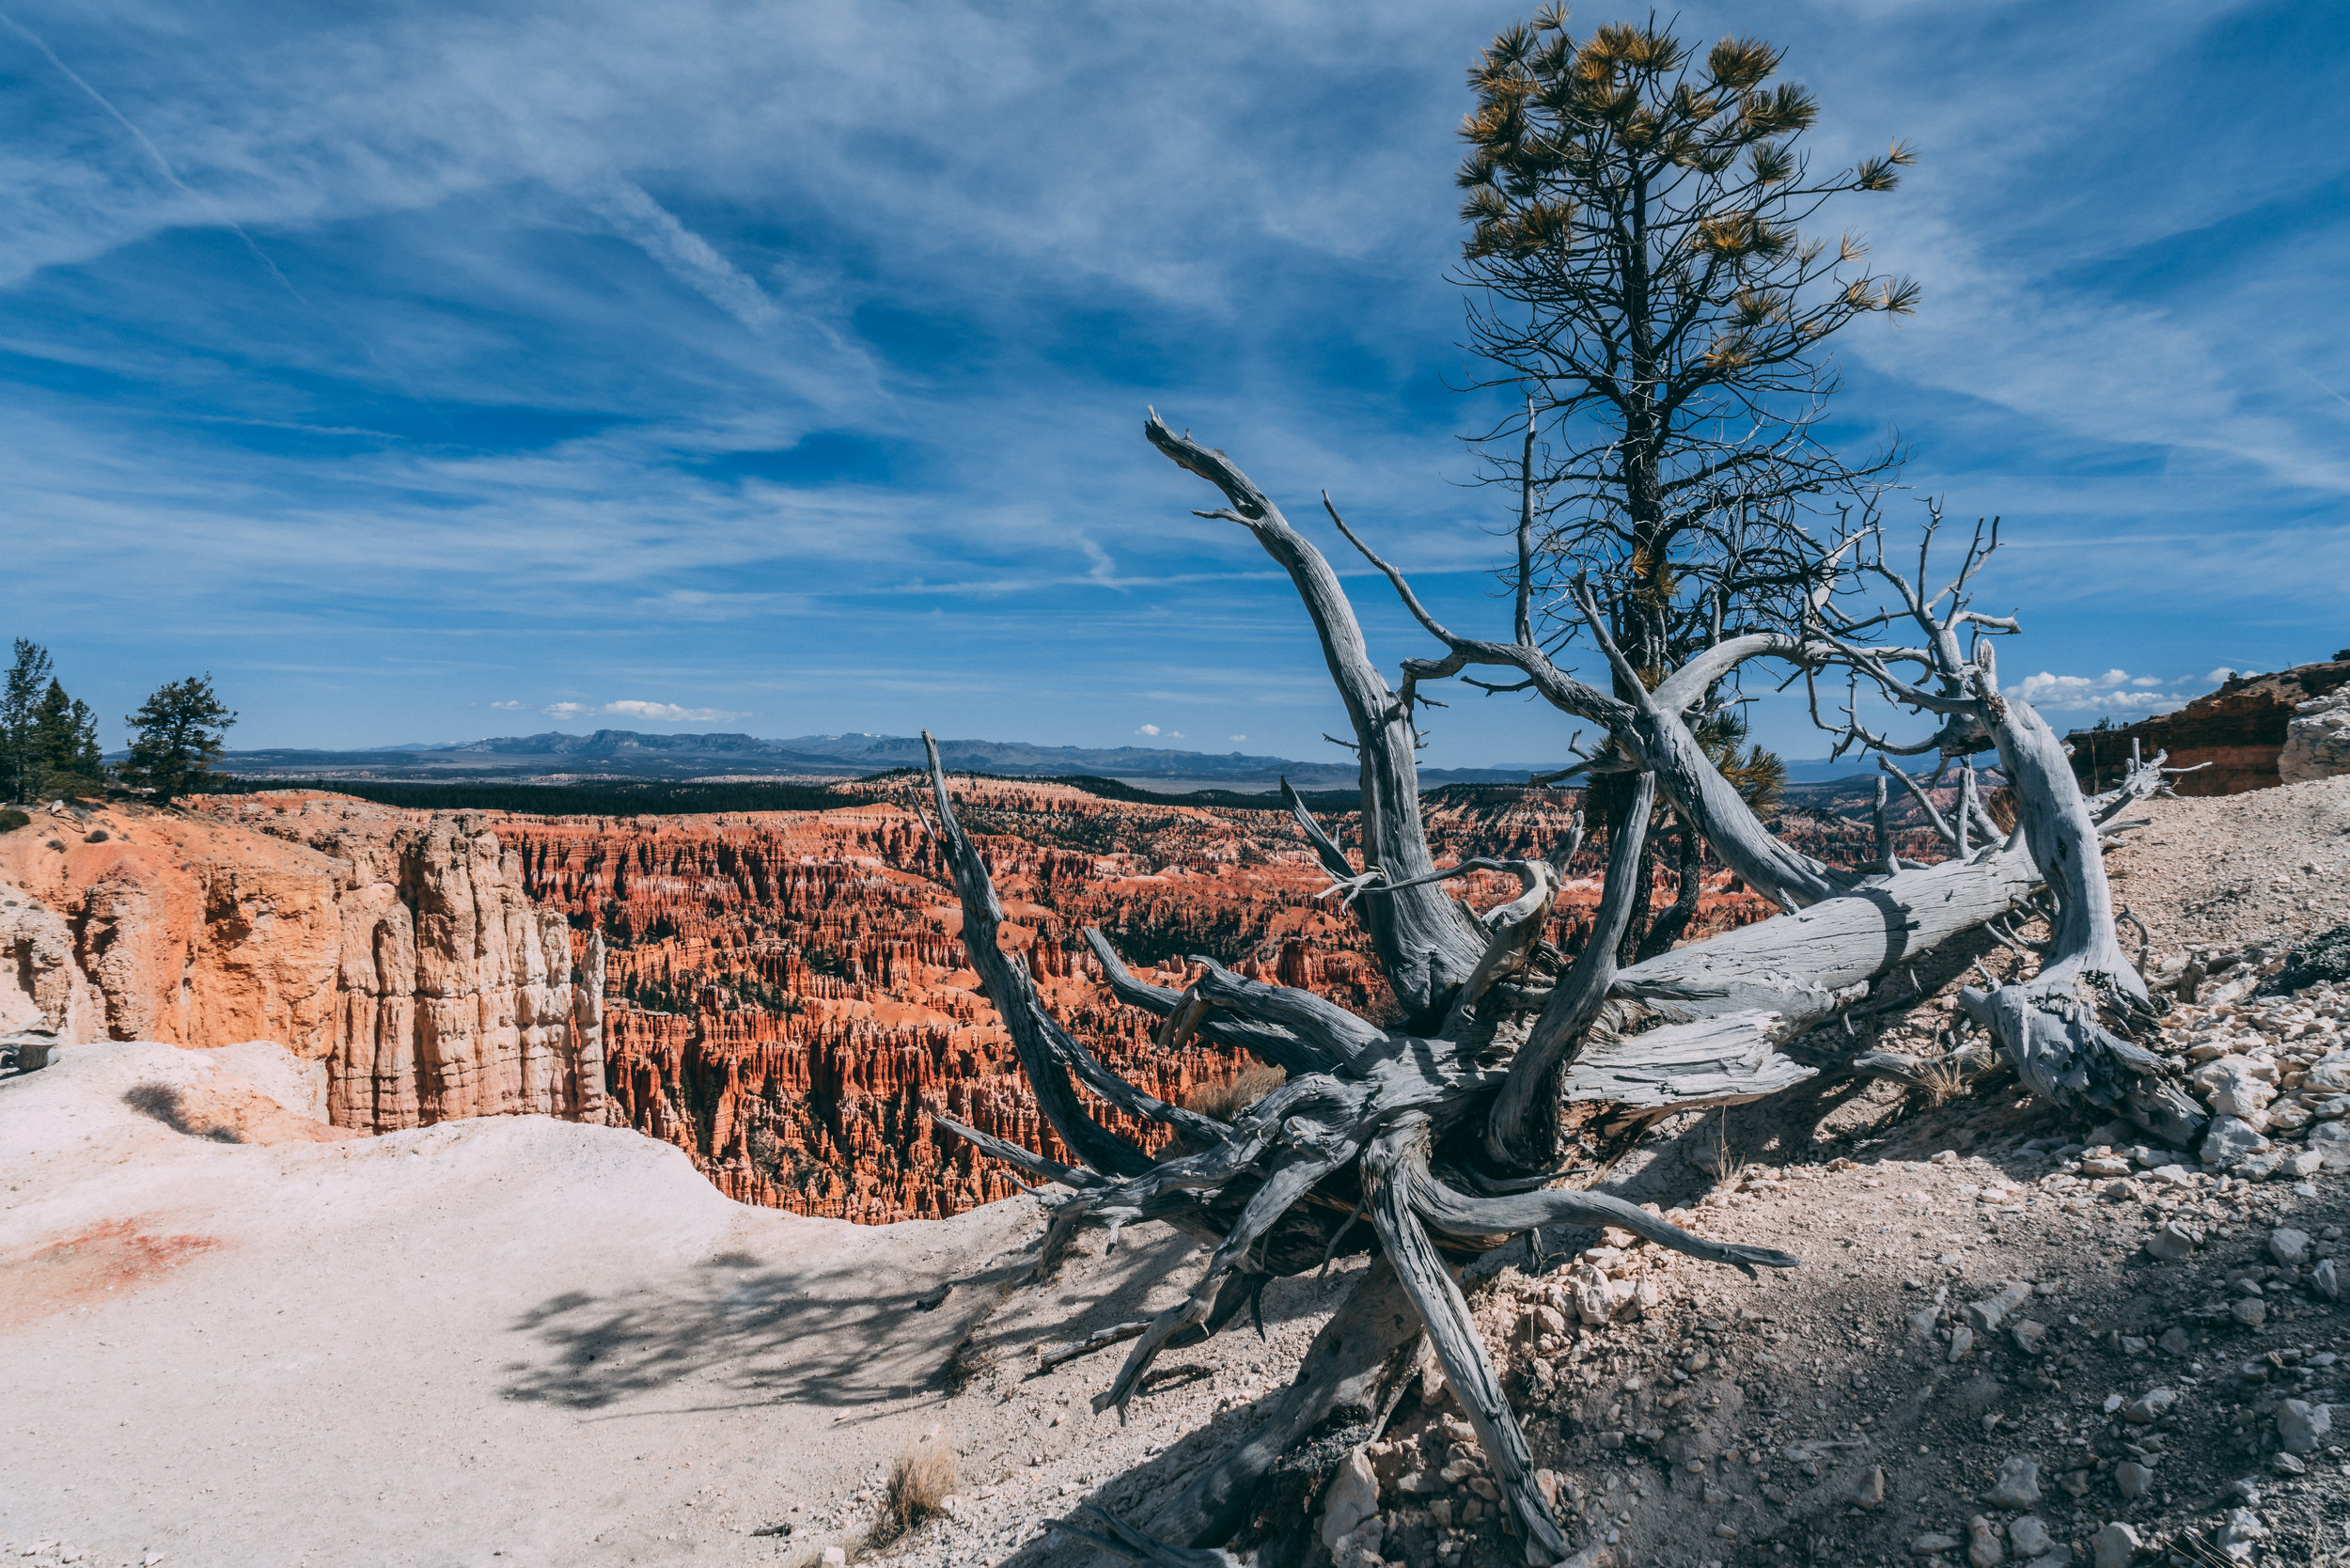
[1693,708,1786,814]
[1457,9,1916,324]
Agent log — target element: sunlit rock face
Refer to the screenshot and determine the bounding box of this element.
[1,803,344,1057]
[2280,691,2350,784]
[282,808,604,1129]
[2067,659,2350,797]
[492,777,1814,1224]
[23,777,1913,1224]
[6,796,604,1132]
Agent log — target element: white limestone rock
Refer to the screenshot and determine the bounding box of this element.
[2202,1116,2272,1167]
[2192,1059,2276,1125]
[1318,1447,1379,1550]
[2280,691,2350,783]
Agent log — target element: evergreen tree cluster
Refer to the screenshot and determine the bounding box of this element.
[2,639,102,803]
[2,637,238,807]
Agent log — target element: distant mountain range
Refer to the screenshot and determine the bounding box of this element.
[212,728,1888,793]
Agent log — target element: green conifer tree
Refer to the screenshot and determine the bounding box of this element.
[120,675,237,803]
[2,639,54,802]
[31,678,105,796]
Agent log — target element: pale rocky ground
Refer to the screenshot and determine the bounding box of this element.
[3,778,2348,1568]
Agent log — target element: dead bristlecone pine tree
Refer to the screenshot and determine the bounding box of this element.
[906,14,2207,1565]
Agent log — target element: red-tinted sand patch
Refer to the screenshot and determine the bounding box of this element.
[0,1218,223,1329]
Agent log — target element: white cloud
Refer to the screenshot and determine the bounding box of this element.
[528,699,748,724]
[1229,733,1246,742]
[2202,666,2262,684]
[603,699,747,723]
[1135,723,1160,736]
[2014,669,2190,713]
[3,0,2342,762]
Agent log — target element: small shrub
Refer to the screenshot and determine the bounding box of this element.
[1706,1108,1746,1187]
[940,1321,994,1394]
[866,1435,957,1547]
[122,1081,243,1142]
[0,808,28,834]
[1916,1056,1973,1107]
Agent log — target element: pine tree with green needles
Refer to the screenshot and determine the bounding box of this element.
[1456,11,1919,678]
[2,639,54,803]
[120,675,237,804]
[31,678,105,798]
[1456,10,1902,959]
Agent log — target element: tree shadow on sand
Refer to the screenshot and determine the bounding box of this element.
[494,1220,1343,1423]
[497,1248,1006,1414]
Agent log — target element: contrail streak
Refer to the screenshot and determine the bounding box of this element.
[2301,369,2350,413]
[0,8,309,306]
[0,10,457,432]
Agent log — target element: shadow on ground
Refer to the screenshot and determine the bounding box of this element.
[121,1082,243,1142]
[499,1246,1023,1414]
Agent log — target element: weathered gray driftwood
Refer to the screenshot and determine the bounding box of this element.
[915,422,2202,1564]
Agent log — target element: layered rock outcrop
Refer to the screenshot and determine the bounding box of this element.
[503,794,1311,1223]
[0,870,100,1045]
[2,801,344,1055]
[8,777,1927,1224]
[2067,658,2350,796]
[0,797,603,1130]
[2280,691,2350,784]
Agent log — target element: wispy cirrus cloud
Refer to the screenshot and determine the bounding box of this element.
[0,0,2341,763]
[579,178,784,336]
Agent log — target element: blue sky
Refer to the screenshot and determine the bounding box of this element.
[1,0,2344,764]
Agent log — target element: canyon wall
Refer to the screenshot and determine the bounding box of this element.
[2066,658,2350,796]
[7,777,1926,1225]
[494,777,1821,1224]
[0,797,602,1130]
[0,878,101,1044]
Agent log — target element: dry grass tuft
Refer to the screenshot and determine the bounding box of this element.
[1184,1062,1287,1121]
[1916,1056,1973,1107]
[1706,1107,1747,1187]
[866,1435,958,1548]
[940,1320,995,1394]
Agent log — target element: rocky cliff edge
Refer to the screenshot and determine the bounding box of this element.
[0,794,602,1131]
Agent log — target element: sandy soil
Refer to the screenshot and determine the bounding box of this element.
[0,1040,1058,1567]
[3,777,2348,1568]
